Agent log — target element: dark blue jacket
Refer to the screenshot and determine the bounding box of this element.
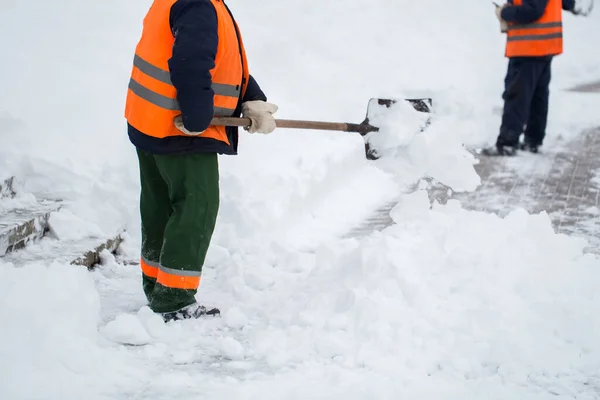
[128,0,267,155]
[501,0,575,23]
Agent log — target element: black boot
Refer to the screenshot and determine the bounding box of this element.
[519,142,539,153]
[161,302,220,322]
[481,144,517,156]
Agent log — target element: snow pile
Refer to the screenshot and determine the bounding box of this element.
[0,261,144,400]
[239,195,600,399]
[72,191,600,399]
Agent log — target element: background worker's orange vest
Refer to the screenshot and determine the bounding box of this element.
[506,0,563,58]
[124,0,250,145]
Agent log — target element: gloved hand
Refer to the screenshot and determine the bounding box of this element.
[495,3,509,33]
[241,100,278,134]
[571,0,594,16]
[174,115,204,136]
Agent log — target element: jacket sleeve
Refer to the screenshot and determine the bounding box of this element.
[501,0,549,23]
[243,75,267,103]
[168,0,218,132]
[562,0,575,10]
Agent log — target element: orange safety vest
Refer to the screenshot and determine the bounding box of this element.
[505,0,563,58]
[124,0,249,145]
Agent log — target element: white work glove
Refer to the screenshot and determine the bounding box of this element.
[241,100,278,134]
[571,0,593,16]
[174,115,204,136]
[495,3,508,33]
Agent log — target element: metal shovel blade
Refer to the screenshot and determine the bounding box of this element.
[362,97,433,160]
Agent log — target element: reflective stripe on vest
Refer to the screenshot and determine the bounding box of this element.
[505,0,563,57]
[129,55,241,116]
[507,22,563,42]
[124,0,250,143]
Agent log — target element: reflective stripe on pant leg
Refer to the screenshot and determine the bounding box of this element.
[156,264,201,290]
[140,257,159,278]
[140,257,159,303]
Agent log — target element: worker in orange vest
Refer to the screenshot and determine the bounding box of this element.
[124,0,278,322]
[483,0,590,156]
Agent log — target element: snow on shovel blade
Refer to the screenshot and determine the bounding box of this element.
[362,97,433,160]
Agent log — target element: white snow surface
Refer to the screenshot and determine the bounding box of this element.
[1,0,600,399]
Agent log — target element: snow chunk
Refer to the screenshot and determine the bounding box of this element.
[220,337,245,361]
[224,306,250,328]
[48,208,104,240]
[100,313,151,346]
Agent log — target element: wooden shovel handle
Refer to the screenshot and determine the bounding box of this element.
[211,117,351,132]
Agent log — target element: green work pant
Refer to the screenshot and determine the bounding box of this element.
[136,148,219,313]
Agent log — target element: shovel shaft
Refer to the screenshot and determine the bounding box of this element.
[274,119,351,132]
[211,117,353,132]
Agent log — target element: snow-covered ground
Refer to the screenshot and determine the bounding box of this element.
[1,0,600,399]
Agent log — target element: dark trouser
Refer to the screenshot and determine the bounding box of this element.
[497,56,553,148]
[136,148,220,313]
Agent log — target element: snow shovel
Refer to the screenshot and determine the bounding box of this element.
[211,97,433,160]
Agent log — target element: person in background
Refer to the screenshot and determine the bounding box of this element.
[484,0,591,156]
[124,0,278,322]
